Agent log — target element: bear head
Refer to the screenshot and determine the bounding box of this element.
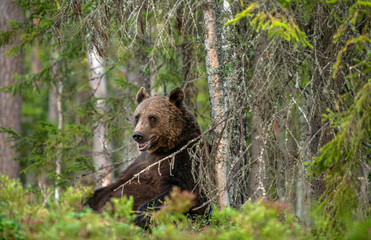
[132,87,201,154]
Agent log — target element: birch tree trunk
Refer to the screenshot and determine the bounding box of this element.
[202,0,229,208]
[50,40,64,201]
[49,81,59,196]
[88,44,112,188]
[55,75,63,201]
[0,0,23,179]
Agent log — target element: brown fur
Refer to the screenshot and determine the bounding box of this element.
[85,87,207,227]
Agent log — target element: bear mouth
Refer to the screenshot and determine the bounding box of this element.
[138,137,155,151]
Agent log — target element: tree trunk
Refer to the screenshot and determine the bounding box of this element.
[202,0,229,208]
[293,94,311,223]
[49,41,64,201]
[224,0,251,208]
[0,0,23,179]
[249,34,269,201]
[119,58,141,171]
[87,43,112,188]
[174,7,197,112]
[55,75,63,201]
[273,117,298,204]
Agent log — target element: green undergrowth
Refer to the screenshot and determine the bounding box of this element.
[0,175,140,240]
[0,175,369,240]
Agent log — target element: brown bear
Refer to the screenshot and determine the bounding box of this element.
[85,87,208,227]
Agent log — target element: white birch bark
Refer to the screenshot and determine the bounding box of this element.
[87,44,112,188]
[55,77,63,201]
[202,0,229,208]
[49,39,64,201]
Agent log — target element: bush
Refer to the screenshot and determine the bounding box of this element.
[0,214,25,240]
[149,188,309,240]
[4,175,367,239]
[0,175,141,240]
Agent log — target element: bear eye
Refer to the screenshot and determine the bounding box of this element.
[134,115,139,125]
[148,115,157,123]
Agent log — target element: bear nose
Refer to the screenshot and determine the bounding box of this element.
[132,131,144,142]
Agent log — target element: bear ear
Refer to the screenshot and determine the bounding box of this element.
[169,87,184,107]
[136,87,150,104]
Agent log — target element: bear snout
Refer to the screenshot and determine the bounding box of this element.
[132,131,144,143]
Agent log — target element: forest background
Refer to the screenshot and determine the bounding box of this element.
[0,0,370,239]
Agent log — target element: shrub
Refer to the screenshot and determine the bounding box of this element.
[205,200,308,240]
[0,175,141,240]
[148,189,309,240]
[7,175,367,239]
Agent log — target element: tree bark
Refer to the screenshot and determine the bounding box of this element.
[249,34,269,201]
[55,74,63,201]
[88,43,112,188]
[202,0,229,208]
[119,58,141,172]
[0,0,23,179]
